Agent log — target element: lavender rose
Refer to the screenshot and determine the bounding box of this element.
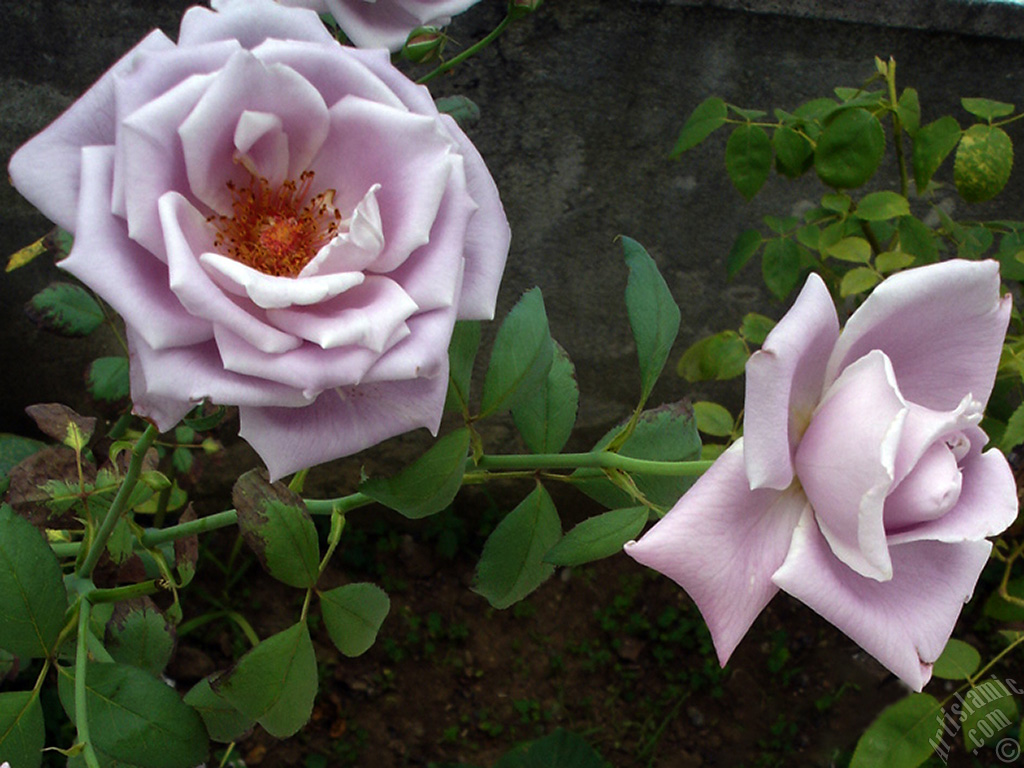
[9,0,509,480]
[279,0,483,51]
[626,260,1017,690]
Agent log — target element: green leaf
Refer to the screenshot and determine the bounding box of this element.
[1004,401,1024,454]
[232,470,320,589]
[850,693,942,768]
[446,320,480,414]
[912,116,961,193]
[961,682,1018,748]
[875,251,915,274]
[211,622,317,739]
[434,95,480,128]
[897,216,939,263]
[814,108,886,189]
[984,576,1024,621]
[574,402,702,510]
[957,225,995,259]
[821,192,852,213]
[319,582,391,657]
[360,428,470,518]
[58,662,209,768]
[479,288,554,418]
[997,230,1024,280]
[739,313,775,345]
[727,104,768,121]
[826,237,872,264]
[772,126,813,178]
[726,229,762,278]
[693,401,733,437]
[961,97,1015,122]
[670,96,728,157]
[87,356,130,403]
[763,215,798,234]
[474,483,561,609]
[494,728,607,768]
[25,282,104,337]
[761,238,803,299]
[725,124,771,200]
[183,677,254,744]
[622,236,681,405]
[897,88,921,137]
[856,191,910,221]
[932,638,981,680]
[840,267,880,297]
[677,330,748,382]
[512,342,578,455]
[954,124,1014,203]
[543,506,648,567]
[105,599,176,678]
[0,504,68,658]
[0,690,44,768]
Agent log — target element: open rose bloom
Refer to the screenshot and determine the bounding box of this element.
[9,0,509,480]
[280,0,483,51]
[626,260,1018,690]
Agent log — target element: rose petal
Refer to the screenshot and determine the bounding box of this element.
[239,370,450,481]
[252,40,406,111]
[212,326,384,391]
[159,191,302,354]
[233,110,289,183]
[300,184,385,276]
[128,328,313,413]
[826,259,1011,411]
[119,72,217,259]
[744,273,839,490]
[112,40,241,223]
[199,252,365,310]
[267,275,417,351]
[344,47,438,114]
[312,96,455,272]
[883,441,963,530]
[439,114,510,321]
[772,510,993,691]
[794,350,906,581]
[360,306,456,383]
[321,0,481,50]
[624,441,807,665]
[383,154,472,312]
[61,147,213,350]
[178,50,329,215]
[8,30,174,230]
[180,0,337,49]
[887,427,1018,545]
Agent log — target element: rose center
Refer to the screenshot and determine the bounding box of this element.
[209,170,342,278]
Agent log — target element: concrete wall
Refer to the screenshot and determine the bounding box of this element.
[3,0,1024,446]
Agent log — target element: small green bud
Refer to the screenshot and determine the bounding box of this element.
[401,26,446,63]
[509,0,542,20]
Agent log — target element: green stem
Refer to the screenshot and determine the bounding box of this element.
[89,579,166,604]
[75,600,102,768]
[78,423,159,579]
[885,57,909,198]
[417,13,512,84]
[475,452,713,476]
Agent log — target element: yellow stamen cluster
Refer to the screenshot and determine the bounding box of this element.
[209,170,342,278]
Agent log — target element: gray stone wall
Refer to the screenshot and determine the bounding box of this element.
[3,0,1024,446]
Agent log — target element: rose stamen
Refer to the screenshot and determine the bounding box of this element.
[209,169,343,277]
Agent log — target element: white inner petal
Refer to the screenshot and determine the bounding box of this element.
[233,109,288,184]
[200,251,365,309]
[301,183,385,277]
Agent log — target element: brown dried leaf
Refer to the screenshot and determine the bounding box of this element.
[25,403,96,448]
[6,444,94,528]
[174,504,199,587]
